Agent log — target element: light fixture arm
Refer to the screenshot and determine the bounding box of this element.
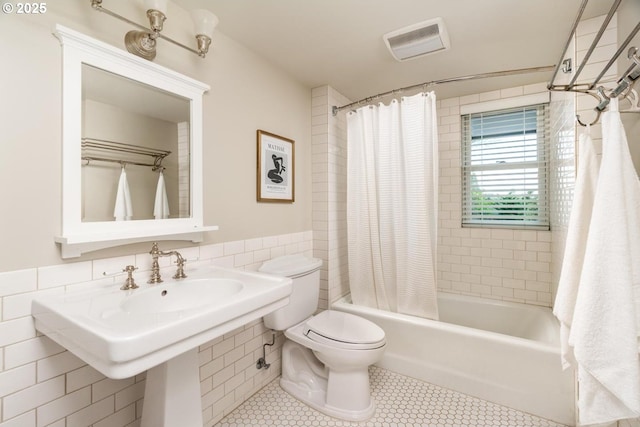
[90,0,214,60]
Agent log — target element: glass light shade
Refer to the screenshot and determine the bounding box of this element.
[191,9,218,37]
[144,0,168,14]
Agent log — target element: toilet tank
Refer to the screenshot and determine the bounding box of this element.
[259,254,323,330]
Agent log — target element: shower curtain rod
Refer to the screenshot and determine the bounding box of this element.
[331,65,555,116]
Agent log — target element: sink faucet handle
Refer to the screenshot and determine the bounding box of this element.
[121,265,139,290]
[173,252,187,280]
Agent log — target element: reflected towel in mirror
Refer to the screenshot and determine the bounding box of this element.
[114,167,133,221]
[154,170,170,219]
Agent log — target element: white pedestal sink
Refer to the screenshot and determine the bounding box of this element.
[32,266,292,427]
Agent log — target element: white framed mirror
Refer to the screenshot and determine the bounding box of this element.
[54,25,217,258]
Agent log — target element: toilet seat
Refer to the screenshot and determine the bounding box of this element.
[303,310,386,350]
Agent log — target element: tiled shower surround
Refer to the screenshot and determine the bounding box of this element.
[0,231,312,427]
[435,85,555,307]
[312,83,566,309]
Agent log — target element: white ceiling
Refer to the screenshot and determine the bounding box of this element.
[173,0,612,103]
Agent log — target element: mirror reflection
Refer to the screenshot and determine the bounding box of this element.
[81,64,191,222]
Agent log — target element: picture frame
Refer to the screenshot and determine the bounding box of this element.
[257,130,295,203]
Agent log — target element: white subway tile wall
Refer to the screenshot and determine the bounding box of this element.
[312,83,559,308]
[311,86,351,307]
[177,121,190,218]
[437,84,556,307]
[0,231,312,427]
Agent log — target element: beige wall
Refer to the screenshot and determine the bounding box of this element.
[0,0,312,272]
[0,2,314,425]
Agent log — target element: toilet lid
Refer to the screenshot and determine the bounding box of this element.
[304,311,385,348]
[259,254,322,277]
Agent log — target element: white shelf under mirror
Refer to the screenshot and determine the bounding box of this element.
[54,25,216,258]
[55,225,219,259]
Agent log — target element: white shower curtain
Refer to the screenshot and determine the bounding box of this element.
[346,92,439,320]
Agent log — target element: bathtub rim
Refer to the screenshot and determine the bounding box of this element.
[332,293,560,354]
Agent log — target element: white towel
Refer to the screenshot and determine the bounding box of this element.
[113,167,133,221]
[553,127,600,370]
[569,98,640,425]
[153,171,170,219]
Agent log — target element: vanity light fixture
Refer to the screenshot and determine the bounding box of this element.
[90,0,218,61]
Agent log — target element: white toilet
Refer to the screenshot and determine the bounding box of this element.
[260,254,386,421]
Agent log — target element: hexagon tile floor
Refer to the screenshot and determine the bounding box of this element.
[215,366,567,427]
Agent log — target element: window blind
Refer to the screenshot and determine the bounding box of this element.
[461,104,550,229]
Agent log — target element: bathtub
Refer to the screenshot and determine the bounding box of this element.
[332,292,575,426]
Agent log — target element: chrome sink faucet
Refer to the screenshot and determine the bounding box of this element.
[148,242,187,284]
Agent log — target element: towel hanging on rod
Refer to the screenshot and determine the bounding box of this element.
[568,98,640,424]
[553,125,600,370]
[153,170,170,220]
[113,167,133,221]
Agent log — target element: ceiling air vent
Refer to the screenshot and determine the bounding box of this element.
[383,18,450,62]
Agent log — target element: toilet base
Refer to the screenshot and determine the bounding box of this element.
[280,340,376,421]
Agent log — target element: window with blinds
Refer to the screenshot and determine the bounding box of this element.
[461,104,549,229]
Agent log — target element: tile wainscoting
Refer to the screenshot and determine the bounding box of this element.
[0,231,313,427]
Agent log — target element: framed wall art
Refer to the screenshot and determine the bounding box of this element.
[256,130,295,203]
